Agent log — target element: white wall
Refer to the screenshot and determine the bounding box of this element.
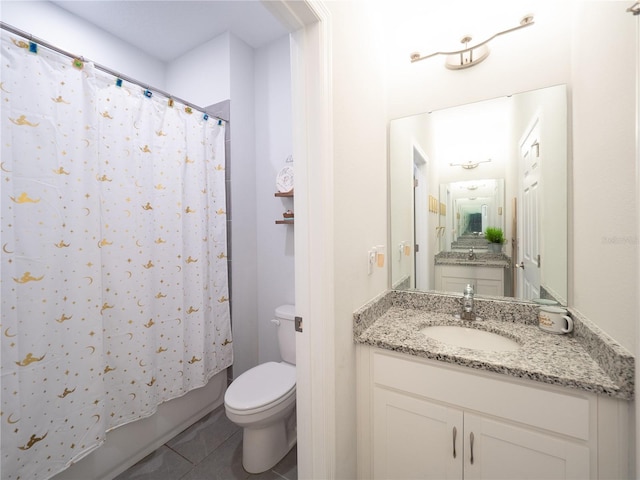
[1,1,165,87]
[571,1,637,351]
[319,1,636,476]
[380,0,636,353]
[254,34,295,364]
[389,114,431,288]
[385,1,571,120]
[324,2,389,477]
[166,33,230,106]
[226,33,260,377]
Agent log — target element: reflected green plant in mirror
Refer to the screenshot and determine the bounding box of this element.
[484,227,505,244]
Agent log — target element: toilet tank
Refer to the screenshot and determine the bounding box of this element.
[274,305,296,365]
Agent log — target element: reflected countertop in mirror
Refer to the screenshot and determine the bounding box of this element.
[434,251,510,268]
[389,84,568,305]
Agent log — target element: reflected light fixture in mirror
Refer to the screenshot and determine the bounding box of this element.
[450,158,492,169]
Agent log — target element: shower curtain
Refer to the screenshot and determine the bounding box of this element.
[1,32,233,480]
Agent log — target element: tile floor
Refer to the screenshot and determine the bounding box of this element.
[114,404,297,480]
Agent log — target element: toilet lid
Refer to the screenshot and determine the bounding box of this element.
[225,362,296,411]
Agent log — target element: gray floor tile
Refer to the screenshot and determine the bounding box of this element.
[167,405,240,464]
[271,446,297,480]
[180,431,249,480]
[248,469,283,480]
[247,445,297,480]
[114,445,193,480]
[117,405,297,480]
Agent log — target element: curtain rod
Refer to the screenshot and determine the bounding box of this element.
[0,21,226,123]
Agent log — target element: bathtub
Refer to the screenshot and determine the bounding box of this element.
[52,368,228,480]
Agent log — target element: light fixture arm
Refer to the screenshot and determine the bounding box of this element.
[410,15,534,64]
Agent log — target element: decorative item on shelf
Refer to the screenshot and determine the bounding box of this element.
[485,226,505,253]
[276,163,294,193]
[276,209,294,225]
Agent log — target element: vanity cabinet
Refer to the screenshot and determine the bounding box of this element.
[357,347,630,479]
[374,388,588,479]
[435,264,504,296]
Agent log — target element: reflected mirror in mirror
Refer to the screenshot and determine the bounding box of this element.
[442,178,505,249]
[389,84,567,305]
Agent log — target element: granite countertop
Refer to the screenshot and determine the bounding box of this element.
[353,290,634,400]
[434,251,510,268]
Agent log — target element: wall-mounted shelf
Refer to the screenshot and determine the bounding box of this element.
[275,190,294,224]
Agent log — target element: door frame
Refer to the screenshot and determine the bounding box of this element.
[264,1,334,478]
[517,115,542,300]
[412,145,429,291]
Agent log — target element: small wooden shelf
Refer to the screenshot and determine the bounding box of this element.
[275,191,294,224]
[275,191,294,197]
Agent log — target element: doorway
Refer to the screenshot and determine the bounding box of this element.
[413,146,429,290]
[517,118,541,300]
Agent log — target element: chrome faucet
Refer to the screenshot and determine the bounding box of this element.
[461,284,476,321]
[468,247,476,260]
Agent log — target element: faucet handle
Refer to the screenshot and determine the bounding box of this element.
[464,284,474,295]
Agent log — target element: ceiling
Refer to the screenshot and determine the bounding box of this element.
[50,1,290,63]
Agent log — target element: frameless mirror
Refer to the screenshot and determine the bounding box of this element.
[389,84,567,305]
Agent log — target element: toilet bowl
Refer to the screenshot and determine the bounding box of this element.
[224,305,296,474]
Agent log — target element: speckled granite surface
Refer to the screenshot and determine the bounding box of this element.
[434,251,511,268]
[353,290,634,400]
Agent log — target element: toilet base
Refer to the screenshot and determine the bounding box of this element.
[242,407,296,474]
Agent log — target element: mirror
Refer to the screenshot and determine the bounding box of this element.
[441,178,505,250]
[389,84,567,305]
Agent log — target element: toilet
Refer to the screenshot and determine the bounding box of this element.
[224,304,297,474]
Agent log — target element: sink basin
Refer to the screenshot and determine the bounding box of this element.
[421,325,520,352]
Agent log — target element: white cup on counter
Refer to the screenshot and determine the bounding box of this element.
[538,306,573,334]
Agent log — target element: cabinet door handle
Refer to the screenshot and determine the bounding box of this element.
[469,432,475,465]
[452,426,457,459]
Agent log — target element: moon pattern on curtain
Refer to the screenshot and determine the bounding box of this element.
[1,32,232,480]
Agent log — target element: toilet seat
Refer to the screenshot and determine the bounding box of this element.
[225,362,296,414]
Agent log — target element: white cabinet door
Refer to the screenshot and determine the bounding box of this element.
[435,265,505,296]
[439,274,476,295]
[474,277,504,296]
[463,413,590,480]
[373,386,463,480]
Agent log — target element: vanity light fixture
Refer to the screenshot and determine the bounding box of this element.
[410,14,535,70]
[449,158,492,169]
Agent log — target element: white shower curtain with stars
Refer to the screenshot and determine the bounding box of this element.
[1,32,233,480]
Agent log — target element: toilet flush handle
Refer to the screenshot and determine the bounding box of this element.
[271,319,281,326]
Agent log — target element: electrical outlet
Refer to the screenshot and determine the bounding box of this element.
[367,248,376,275]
